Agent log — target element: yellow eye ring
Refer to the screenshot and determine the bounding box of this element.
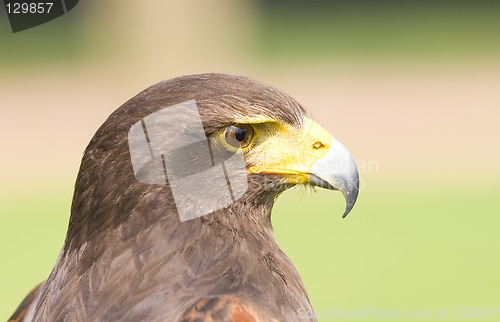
[224,124,254,149]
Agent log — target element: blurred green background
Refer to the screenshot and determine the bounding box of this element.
[1,0,499,321]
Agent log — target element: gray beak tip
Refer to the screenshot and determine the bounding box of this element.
[310,138,360,218]
[341,168,359,218]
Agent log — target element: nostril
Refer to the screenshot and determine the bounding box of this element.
[313,141,324,149]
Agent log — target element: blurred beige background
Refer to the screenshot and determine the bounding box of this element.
[1,0,499,321]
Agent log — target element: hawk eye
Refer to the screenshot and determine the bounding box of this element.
[224,124,253,149]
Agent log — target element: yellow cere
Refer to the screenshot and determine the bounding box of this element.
[239,117,333,184]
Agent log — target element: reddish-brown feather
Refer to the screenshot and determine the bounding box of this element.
[8,283,44,322]
[180,295,276,322]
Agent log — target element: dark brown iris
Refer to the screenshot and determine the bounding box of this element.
[224,124,253,148]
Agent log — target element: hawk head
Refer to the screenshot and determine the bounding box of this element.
[23,74,359,322]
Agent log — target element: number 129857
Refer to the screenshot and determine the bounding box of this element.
[6,2,54,14]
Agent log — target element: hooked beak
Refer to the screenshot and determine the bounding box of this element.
[245,117,359,217]
[309,138,359,218]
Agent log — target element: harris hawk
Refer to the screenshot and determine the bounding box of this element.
[9,74,359,322]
